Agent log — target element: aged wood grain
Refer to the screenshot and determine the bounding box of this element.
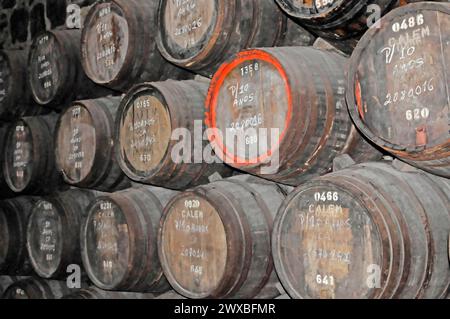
[157,0,315,77]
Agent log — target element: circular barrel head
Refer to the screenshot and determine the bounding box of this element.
[348,3,449,153]
[157,0,218,62]
[159,193,228,298]
[4,121,33,193]
[206,49,291,167]
[26,199,63,278]
[117,86,172,179]
[273,183,386,299]
[82,198,131,289]
[0,198,37,275]
[81,1,130,85]
[56,103,96,184]
[28,32,64,105]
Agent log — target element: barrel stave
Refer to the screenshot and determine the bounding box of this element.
[55,97,131,191]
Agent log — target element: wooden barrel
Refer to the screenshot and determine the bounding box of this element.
[0,50,48,120]
[55,97,131,191]
[26,189,98,279]
[63,288,184,299]
[156,0,315,77]
[0,197,37,276]
[275,0,404,40]
[1,277,16,296]
[272,160,450,299]
[81,186,177,292]
[158,175,288,299]
[2,114,66,195]
[347,2,450,178]
[2,278,76,299]
[116,80,233,190]
[81,0,192,92]
[205,47,380,186]
[62,287,155,299]
[0,276,28,296]
[0,125,14,199]
[28,29,112,109]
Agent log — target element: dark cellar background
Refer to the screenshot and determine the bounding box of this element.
[0,0,95,49]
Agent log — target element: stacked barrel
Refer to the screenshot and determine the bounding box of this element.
[0,0,448,300]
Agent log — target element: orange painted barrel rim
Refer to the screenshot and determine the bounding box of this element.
[205,49,293,166]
